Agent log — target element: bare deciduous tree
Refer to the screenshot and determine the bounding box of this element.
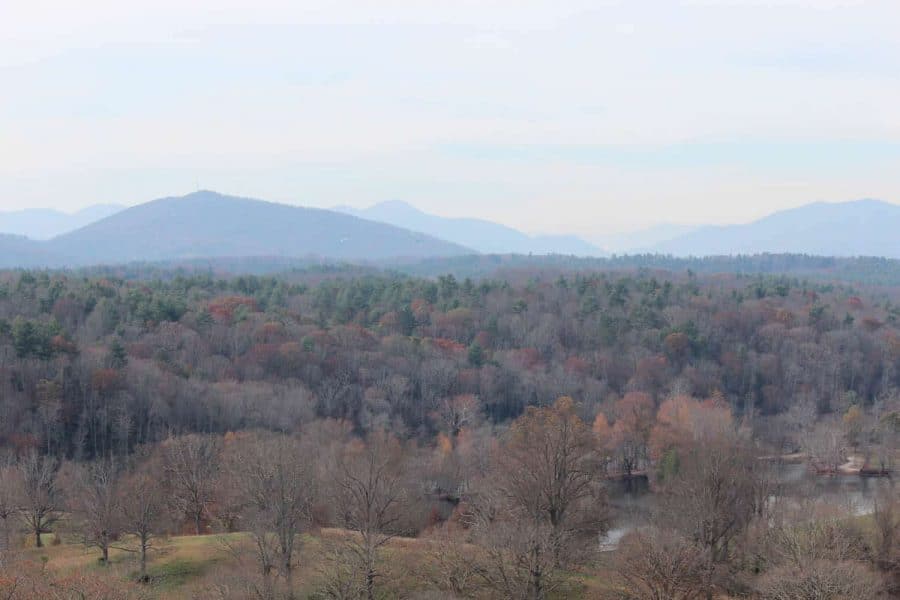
[432,394,482,438]
[659,436,774,600]
[608,392,655,479]
[872,490,899,574]
[162,434,221,535]
[118,456,169,579]
[615,527,709,600]
[756,560,886,600]
[495,396,608,568]
[315,541,366,600]
[764,517,868,567]
[480,520,559,600]
[331,430,410,600]
[0,459,18,562]
[466,397,608,600]
[16,450,61,548]
[421,525,483,599]
[63,458,122,564]
[805,419,845,473]
[225,433,317,599]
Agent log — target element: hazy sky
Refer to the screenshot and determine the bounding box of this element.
[3,1,900,236]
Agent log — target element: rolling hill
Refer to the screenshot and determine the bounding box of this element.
[0,234,65,268]
[650,199,900,257]
[336,200,604,256]
[42,191,472,265]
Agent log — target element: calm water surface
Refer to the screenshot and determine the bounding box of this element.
[601,464,896,550]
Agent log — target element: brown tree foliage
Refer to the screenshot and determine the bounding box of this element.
[466,397,608,600]
[649,395,734,461]
[658,436,774,598]
[608,392,655,477]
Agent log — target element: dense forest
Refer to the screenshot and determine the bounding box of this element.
[64,252,900,286]
[0,263,897,599]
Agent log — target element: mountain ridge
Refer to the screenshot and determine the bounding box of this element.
[2,195,898,269]
[43,191,473,265]
[649,198,900,257]
[0,192,472,268]
[0,204,125,240]
[336,200,605,256]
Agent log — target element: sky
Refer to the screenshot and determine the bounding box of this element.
[2,0,900,237]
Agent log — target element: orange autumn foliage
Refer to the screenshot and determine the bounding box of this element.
[207,295,258,322]
[649,394,733,459]
[613,392,656,439]
[592,412,612,439]
[436,431,454,457]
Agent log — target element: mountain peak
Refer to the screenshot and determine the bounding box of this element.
[175,190,236,203]
[42,191,471,265]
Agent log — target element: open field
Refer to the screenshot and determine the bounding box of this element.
[6,530,621,600]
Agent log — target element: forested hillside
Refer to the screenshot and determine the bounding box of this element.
[0,266,897,598]
[2,266,898,451]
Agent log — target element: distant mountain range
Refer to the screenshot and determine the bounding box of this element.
[0,191,471,268]
[649,199,900,257]
[0,204,124,240]
[336,200,605,256]
[1,194,898,269]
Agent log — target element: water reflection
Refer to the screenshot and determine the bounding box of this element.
[602,476,653,551]
[777,462,894,516]
[601,464,895,550]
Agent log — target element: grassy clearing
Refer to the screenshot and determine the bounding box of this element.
[15,532,228,598]
[9,529,622,599]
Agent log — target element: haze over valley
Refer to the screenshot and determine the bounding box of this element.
[2,2,899,599]
[3,192,899,268]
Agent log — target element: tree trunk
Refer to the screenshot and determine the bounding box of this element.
[194,510,202,535]
[35,527,43,548]
[531,543,544,600]
[0,522,8,558]
[283,556,294,600]
[261,569,275,600]
[366,567,376,600]
[140,540,148,577]
[531,568,543,600]
[552,531,564,569]
[364,535,377,600]
[704,549,714,600]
